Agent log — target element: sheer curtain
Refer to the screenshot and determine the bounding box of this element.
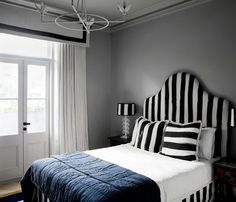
[50,43,89,154]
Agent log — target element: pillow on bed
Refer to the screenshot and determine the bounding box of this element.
[160,121,202,161]
[130,117,143,145]
[198,127,216,160]
[132,117,167,153]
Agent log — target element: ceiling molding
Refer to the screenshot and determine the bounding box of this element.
[112,0,187,22]
[110,0,212,33]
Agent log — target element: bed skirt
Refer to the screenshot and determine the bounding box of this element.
[181,182,213,202]
[24,182,214,202]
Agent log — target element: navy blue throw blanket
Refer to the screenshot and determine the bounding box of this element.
[21,151,161,202]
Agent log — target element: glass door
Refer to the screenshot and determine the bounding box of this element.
[0,58,23,181]
[0,58,50,181]
[23,60,49,171]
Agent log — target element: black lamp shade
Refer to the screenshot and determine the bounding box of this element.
[117,103,135,116]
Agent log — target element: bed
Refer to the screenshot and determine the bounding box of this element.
[21,72,232,202]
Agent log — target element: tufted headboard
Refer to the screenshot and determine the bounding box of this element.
[143,72,232,158]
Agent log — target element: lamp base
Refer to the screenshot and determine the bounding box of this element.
[120,134,129,139]
[122,116,130,139]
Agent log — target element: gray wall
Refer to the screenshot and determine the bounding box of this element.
[110,0,236,156]
[87,31,111,149]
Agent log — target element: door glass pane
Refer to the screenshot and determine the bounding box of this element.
[28,65,46,98]
[0,100,18,136]
[0,62,18,98]
[27,100,46,133]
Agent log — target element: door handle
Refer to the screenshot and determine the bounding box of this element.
[23,122,31,126]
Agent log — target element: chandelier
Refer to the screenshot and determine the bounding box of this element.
[33,0,131,34]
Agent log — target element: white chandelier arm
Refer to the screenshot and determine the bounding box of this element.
[55,13,110,32]
[84,0,88,24]
[71,4,89,33]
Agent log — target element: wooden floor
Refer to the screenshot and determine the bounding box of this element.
[0,181,21,198]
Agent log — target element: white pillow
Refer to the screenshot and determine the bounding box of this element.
[198,127,216,160]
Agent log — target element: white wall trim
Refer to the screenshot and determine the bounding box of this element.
[110,0,212,33]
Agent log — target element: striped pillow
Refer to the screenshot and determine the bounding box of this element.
[133,117,167,153]
[160,121,202,161]
[130,117,143,145]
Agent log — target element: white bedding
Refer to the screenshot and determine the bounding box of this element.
[86,144,213,202]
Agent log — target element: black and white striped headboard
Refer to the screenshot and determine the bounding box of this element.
[143,72,232,158]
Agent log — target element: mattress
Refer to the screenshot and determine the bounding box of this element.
[86,144,213,202]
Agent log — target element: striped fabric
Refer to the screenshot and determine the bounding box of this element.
[143,72,231,158]
[26,180,214,202]
[182,182,213,202]
[130,117,143,145]
[117,103,135,116]
[133,117,166,153]
[160,121,202,161]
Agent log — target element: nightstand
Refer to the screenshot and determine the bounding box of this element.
[108,135,131,146]
[214,158,236,202]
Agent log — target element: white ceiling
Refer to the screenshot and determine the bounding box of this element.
[13,0,192,21]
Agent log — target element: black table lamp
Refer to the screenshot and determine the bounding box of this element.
[117,103,136,139]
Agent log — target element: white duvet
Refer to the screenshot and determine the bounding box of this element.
[86,144,213,202]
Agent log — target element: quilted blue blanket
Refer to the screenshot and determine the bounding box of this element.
[21,151,160,202]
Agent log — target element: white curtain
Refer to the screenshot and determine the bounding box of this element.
[50,43,89,154]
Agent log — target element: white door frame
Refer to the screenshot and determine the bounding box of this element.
[23,59,50,171]
[0,55,51,181]
[0,57,24,181]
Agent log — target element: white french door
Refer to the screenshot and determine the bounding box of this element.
[23,60,50,171]
[0,57,49,181]
[0,58,23,181]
